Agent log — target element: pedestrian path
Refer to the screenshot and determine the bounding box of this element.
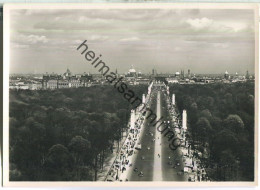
[97,131,128,181]
[105,111,146,181]
[165,84,209,182]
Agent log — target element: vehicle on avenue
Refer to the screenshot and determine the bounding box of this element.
[135,143,142,150]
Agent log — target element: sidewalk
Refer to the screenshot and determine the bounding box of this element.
[105,89,152,182]
[166,88,209,182]
[97,131,128,181]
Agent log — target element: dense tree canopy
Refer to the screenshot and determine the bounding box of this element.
[171,82,254,181]
[224,114,244,133]
[9,85,147,181]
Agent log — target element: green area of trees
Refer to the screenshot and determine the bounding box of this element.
[9,85,146,181]
[170,82,254,181]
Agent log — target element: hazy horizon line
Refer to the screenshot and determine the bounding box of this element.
[9,71,254,76]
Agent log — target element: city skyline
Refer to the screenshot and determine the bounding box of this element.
[9,67,254,76]
[9,8,256,74]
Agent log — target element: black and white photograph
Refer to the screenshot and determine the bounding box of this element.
[3,3,258,186]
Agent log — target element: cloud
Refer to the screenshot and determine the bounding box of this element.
[9,8,255,74]
[119,37,140,42]
[27,35,48,44]
[13,34,48,45]
[174,47,182,51]
[185,17,251,33]
[185,17,213,30]
[213,43,229,48]
[226,22,248,32]
[11,43,29,49]
[89,35,109,41]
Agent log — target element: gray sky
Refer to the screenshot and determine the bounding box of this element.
[10,8,256,75]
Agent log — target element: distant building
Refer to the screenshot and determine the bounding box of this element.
[63,68,72,79]
[9,84,29,90]
[47,79,58,89]
[126,65,137,78]
[81,73,93,87]
[58,80,69,88]
[166,77,179,84]
[246,70,250,79]
[75,74,82,79]
[29,82,42,90]
[188,69,191,79]
[137,71,142,77]
[115,69,118,77]
[175,71,180,78]
[136,78,150,85]
[180,70,185,79]
[69,78,81,88]
[224,71,230,80]
[42,69,93,89]
[43,73,60,89]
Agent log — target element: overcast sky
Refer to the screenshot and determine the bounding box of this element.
[10,8,256,75]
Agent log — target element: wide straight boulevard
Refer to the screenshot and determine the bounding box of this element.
[128,85,188,181]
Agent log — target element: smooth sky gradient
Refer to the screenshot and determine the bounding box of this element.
[9,8,256,75]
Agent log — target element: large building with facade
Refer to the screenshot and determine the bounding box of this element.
[42,69,94,89]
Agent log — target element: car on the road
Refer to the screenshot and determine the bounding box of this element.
[135,143,141,150]
[115,164,120,168]
[188,177,195,182]
[128,150,134,156]
[138,172,144,177]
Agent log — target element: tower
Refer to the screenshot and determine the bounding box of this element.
[182,110,187,131]
[115,68,118,77]
[246,70,250,79]
[172,94,175,105]
[130,110,135,129]
[224,71,229,80]
[142,94,146,104]
[180,70,185,79]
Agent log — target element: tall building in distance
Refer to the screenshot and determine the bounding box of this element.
[246,70,250,79]
[152,68,157,76]
[188,69,191,79]
[224,71,230,80]
[180,70,185,80]
[63,68,72,79]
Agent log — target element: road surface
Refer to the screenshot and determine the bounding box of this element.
[128,85,188,181]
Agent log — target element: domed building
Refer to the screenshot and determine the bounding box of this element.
[224,70,229,80]
[137,71,143,77]
[126,65,137,78]
[63,68,72,79]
